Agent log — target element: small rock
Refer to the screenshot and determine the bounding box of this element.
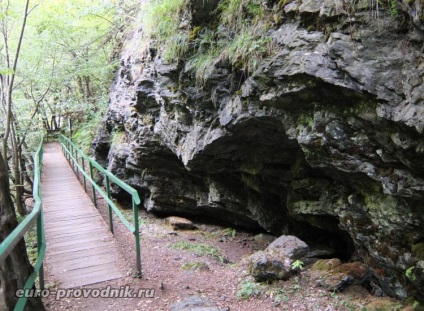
[169,295,228,311]
[165,216,197,230]
[254,233,276,245]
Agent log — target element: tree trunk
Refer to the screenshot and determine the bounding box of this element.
[20,143,34,193]
[10,124,26,216]
[2,0,30,160]
[0,152,45,310]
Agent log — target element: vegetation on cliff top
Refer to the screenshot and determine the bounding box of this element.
[139,0,274,82]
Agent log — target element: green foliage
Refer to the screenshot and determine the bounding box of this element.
[138,0,274,83]
[72,106,107,153]
[222,227,237,238]
[18,215,38,265]
[189,0,273,82]
[291,259,304,271]
[389,0,399,16]
[217,0,244,31]
[406,266,417,282]
[331,290,339,299]
[140,0,188,62]
[268,288,289,305]
[141,0,185,39]
[224,26,272,73]
[168,241,224,262]
[237,279,261,300]
[164,33,190,62]
[186,50,219,86]
[0,0,126,155]
[217,0,265,32]
[110,129,126,147]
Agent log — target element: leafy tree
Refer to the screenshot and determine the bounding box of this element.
[0,0,33,216]
[0,1,134,308]
[0,0,129,214]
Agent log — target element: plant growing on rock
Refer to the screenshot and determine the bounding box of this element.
[406,266,417,282]
[140,0,189,61]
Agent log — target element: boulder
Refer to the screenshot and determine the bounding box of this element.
[248,235,308,282]
[312,259,372,292]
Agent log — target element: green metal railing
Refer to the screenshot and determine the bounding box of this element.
[59,135,142,276]
[0,135,46,311]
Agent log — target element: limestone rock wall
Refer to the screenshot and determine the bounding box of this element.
[93,0,424,301]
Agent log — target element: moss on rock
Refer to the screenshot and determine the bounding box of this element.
[412,243,424,260]
[311,258,342,271]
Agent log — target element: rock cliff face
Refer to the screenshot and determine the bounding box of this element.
[93,0,424,301]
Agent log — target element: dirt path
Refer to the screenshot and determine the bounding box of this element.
[42,204,407,311]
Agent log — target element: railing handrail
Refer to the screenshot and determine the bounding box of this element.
[60,135,141,205]
[0,135,46,311]
[59,135,142,276]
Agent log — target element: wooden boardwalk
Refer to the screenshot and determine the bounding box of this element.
[42,142,123,288]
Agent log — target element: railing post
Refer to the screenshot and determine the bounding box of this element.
[82,158,87,192]
[89,162,97,208]
[75,152,79,181]
[37,212,45,290]
[133,199,141,277]
[74,148,77,173]
[70,144,74,172]
[105,176,114,234]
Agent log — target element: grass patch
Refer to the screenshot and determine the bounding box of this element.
[188,0,274,83]
[134,0,276,86]
[140,0,189,62]
[120,206,147,228]
[181,261,210,271]
[224,26,272,73]
[187,50,219,86]
[168,241,224,262]
[222,227,237,238]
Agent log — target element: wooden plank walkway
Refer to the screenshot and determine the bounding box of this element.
[42,142,124,288]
